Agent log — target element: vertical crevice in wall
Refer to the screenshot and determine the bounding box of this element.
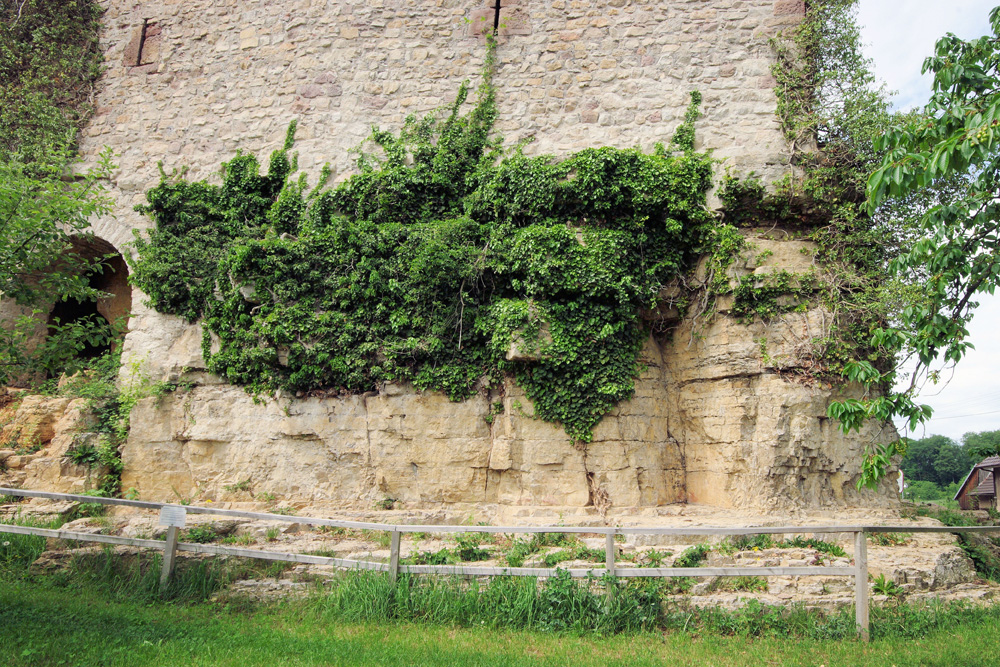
[492,0,501,35]
[135,19,148,67]
[124,18,160,71]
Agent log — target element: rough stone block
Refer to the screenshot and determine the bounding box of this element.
[773,0,805,16]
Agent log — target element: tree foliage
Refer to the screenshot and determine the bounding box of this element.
[0,148,116,383]
[0,0,104,164]
[899,434,973,486]
[726,0,908,384]
[830,7,1000,486]
[0,150,114,305]
[131,52,716,441]
[963,429,1000,459]
[905,479,961,503]
[0,0,111,385]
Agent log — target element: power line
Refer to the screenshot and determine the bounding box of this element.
[930,408,1000,421]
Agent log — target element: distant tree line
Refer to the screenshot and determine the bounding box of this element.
[901,430,1000,502]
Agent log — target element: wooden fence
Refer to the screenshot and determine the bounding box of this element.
[3,486,999,641]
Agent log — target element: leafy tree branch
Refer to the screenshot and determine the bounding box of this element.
[831,6,1000,487]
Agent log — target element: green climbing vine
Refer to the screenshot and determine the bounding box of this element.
[714,0,978,489]
[716,0,907,383]
[730,270,816,325]
[0,0,104,164]
[131,44,716,442]
[0,0,117,386]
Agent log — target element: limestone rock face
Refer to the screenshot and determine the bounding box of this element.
[0,395,107,494]
[665,309,891,509]
[121,338,686,509]
[120,309,897,511]
[1,1,902,513]
[0,395,74,451]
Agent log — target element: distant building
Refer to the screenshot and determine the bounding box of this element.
[954,456,1000,510]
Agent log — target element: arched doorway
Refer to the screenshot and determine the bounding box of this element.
[45,235,132,359]
[0,234,133,384]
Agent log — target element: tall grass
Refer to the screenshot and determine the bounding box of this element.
[62,547,289,602]
[311,569,662,635]
[5,510,1000,641]
[0,515,59,575]
[304,569,1000,640]
[0,516,287,603]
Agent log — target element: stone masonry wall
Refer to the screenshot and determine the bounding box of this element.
[82,0,803,391]
[43,0,900,512]
[79,0,798,247]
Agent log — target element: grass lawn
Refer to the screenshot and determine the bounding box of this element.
[2,578,999,667]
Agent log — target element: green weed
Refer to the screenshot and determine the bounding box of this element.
[222,479,253,494]
[871,573,902,596]
[374,497,397,511]
[183,524,220,544]
[868,532,910,546]
[718,534,775,555]
[540,545,603,568]
[672,544,710,568]
[637,549,673,568]
[360,530,392,549]
[220,533,256,547]
[714,576,768,593]
[781,536,847,557]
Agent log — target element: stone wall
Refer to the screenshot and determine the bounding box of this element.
[80,0,797,237]
[121,335,686,509]
[78,0,803,375]
[6,0,901,512]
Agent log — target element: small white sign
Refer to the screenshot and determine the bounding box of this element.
[159,506,187,527]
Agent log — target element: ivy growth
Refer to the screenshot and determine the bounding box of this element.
[0,0,118,386]
[131,45,716,442]
[57,349,175,497]
[0,0,104,165]
[730,270,816,324]
[717,0,914,388]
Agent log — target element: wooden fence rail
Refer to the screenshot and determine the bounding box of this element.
[3,486,1000,641]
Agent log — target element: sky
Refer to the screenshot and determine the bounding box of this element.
[857,1,1000,442]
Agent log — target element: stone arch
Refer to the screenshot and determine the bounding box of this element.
[46,235,132,358]
[0,234,132,378]
[86,214,133,256]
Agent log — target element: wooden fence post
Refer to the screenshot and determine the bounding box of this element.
[605,530,617,602]
[605,531,616,577]
[160,525,179,595]
[389,529,401,583]
[854,530,869,641]
[157,505,186,596]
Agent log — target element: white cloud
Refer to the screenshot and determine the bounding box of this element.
[857,1,995,110]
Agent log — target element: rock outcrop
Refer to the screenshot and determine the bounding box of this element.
[119,278,896,511]
[0,394,105,494]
